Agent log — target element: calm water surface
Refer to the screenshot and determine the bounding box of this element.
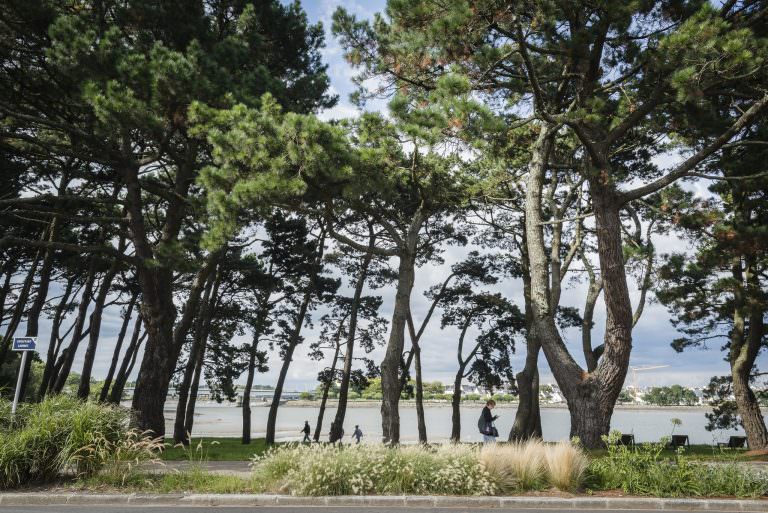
[160,403,764,444]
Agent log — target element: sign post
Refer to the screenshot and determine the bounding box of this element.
[11,337,37,415]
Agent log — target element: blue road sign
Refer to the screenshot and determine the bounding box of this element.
[12,337,36,351]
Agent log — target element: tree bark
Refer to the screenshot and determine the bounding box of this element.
[174,270,217,444]
[0,245,42,364]
[50,259,97,393]
[450,365,465,442]
[314,339,341,442]
[509,339,543,441]
[413,342,427,444]
[0,255,19,325]
[39,276,76,397]
[329,241,374,442]
[123,142,198,436]
[730,257,768,449]
[243,301,269,444]
[183,271,220,439]
[380,252,417,444]
[99,292,138,402]
[509,234,542,441]
[78,237,126,399]
[108,314,145,404]
[266,291,312,445]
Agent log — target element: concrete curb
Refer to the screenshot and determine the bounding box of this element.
[0,493,766,510]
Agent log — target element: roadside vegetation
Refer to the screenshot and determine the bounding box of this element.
[2,400,765,499]
[71,437,768,498]
[0,397,159,488]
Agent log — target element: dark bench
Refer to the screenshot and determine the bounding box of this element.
[717,436,748,449]
[617,434,635,447]
[667,434,689,449]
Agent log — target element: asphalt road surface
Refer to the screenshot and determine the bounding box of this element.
[0,507,743,513]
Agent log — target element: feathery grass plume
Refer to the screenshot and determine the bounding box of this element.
[543,440,588,491]
[479,440,546,491]
[251,443,496,496]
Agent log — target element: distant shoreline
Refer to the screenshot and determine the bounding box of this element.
[203,399,731,412]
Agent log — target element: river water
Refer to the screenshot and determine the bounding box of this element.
[162,403,764,444]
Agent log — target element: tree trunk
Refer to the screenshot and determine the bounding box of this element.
[329,247,373,442]
[509,236,542,441]
[581,270,603,373]
[509,340,543,441]
[122,147,198,437]
[380,252,416,444]
[78,238,126,399]
[108,315,145,404]
[183,334,207,438]
[450,367,464,442]
[524,127,604,446]
[39,276,75,397]
[314,340,341,442]
[413,342,427,443]
[241,333,258,444]
[0,246,42,364]
[51,259,97,393]
[266,292,312,445]
[182,272,220,440]
[174,271,217,444]
[0,256,19,325]
[730,258,768,449]
[732,360,768,449]
[99,292,138,402]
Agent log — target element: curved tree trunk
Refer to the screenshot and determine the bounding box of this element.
[40,276,76,398]
[0,256,19,325]
[413,343,427,443]
[78,237,126,399]
[509,340,542,441]
[266,292,312,445]
[174,270,217,444]
[184,334,208,439]
[314,340,341,442]
[0,245,42,364]
[100,292,138,402]
[183,273,221,440]
[509,238,542,441]
[381,252,416,444]
[730,259,768,449]
[450,367,464,442]
[51,259,97,393]
[242,328,261,444]
[108,315,145,404]
[329,251,372,442]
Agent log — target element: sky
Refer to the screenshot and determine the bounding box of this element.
[19,0,767,394]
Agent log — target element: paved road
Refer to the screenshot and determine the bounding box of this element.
[0,507,744,512]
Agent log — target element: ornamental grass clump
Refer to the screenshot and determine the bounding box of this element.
[479,440,547,492]
[251,443,496,496]
[0,396,159,489]
[543,440,588,491]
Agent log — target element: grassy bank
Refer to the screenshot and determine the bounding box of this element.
[161,438,268,461]
[158,437,766,462]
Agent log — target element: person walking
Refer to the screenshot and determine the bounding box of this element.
[301,421,311,442]
[353,425,363,444]
[478,399,499,443]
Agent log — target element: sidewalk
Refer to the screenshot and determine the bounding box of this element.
[0,493,766,510]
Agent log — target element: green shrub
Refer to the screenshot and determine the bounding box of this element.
[0,396,159,488]
[586,431,768,498]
